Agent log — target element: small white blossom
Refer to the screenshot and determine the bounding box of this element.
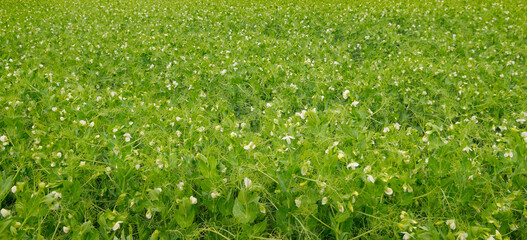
[347,162,359,170]
[321,197,328,205]
[384,187,393,195]
[301,166,308,176]
[367,175,375,183]
[446,219,456,230]
[1,208,10,217]
[112,221,123,231]
[338,202,344,212]
[244,177,252,189]
[462,147,472,153]
[123,133,132,142]
[146,210,152,219]
[343,90,350,99]
[190,196,198,205]
[243,142,256,150]
[402,232,412,240]
[11,186,16,194]
[51,203,60,210]
[457,232,468,240]
[79,120,87,126]
[211,191,219,199]
[63,226,70,233]
[177,182,184,190]
[295,199,301,208]
[351,101,359,107]
[282,136,295,144]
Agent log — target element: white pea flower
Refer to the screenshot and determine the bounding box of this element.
[243,142,255,150]
[177,182,184,191]
[11,185,17,194]
[394,123,401,130]
[79,120,87,126]
[504,151,513,158]
[521,132,527,138]
[457,232,468,240]
[337,151,345,159]
[321,197,328,205]
[51,203,60,210]
[402,232,412,240]
[338,202,344,213]
[211,191,219,199]
[384,186,393,195]
[347,162,359,170]
[301,166,308,176]
[462,147,472,153]
[146,210,152,219]
[446,219,456,230]
[63,226,70,233]
[190,196,198,205]
[282,136,295,144]
[0,135,8,143]
[259,204,266,214]
[220,69,227,75]
[244,177,252,189]
[1,208,11,217]
[343,90,350,99]
[51,191,62,198]
[383,127,390,133]
[367,175,375,183]
[80,161,86,167]
[123,133,132,142]
[112,221,123,231]
[351,101,359,107]
[295,199,301,208]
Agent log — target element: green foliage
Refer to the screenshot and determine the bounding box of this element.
[0,0,526,239]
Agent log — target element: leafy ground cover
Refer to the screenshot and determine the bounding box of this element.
[1,0,526,239]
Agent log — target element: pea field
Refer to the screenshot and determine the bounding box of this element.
[1,0,526,239]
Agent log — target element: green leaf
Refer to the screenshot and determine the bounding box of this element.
[232,199,258,224]
[0,176,13,205]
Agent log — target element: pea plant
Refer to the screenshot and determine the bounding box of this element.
[0,0,526,239]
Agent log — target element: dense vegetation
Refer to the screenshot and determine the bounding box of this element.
[1,0,526,239]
